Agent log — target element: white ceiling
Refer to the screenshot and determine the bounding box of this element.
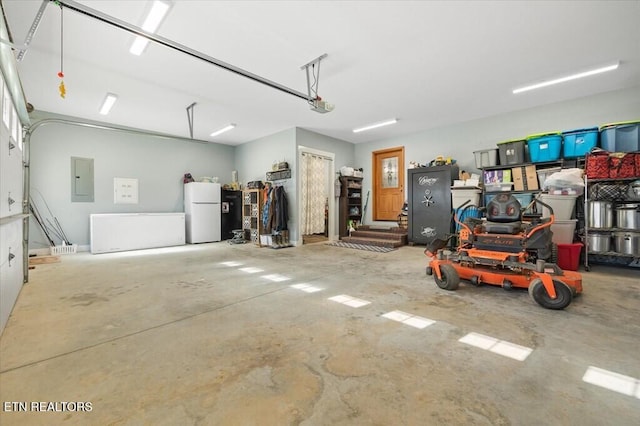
[3,0,640,145]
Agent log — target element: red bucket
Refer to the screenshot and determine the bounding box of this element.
[557,243,582,271]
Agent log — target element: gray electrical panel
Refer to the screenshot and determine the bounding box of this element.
[71,156,94,202]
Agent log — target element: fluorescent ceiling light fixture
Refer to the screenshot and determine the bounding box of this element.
[210,123,236,138]
[129,0,172,56]
[99,93,118,115]
[353,118,398,133]
[513,62,620,94]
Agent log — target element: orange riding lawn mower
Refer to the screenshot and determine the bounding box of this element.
[425,194,583,310]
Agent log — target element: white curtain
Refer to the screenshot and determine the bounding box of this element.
[300,153,328,235]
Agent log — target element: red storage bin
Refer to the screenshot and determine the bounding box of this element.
[585,151,610,179]
[610,153,637,179]
[556,243,582,271]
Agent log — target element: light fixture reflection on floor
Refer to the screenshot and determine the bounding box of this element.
[513,62,620,94]
[353,118,398,133]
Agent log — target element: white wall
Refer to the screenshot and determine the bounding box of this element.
[356,86,640,226]
[28,112,235,250]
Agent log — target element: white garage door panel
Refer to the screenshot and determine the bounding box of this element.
[0,220,24,332]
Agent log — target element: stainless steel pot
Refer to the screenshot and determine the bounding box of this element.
[587,233,611,253]
[615,203,640,230]
[588,201,613,228]
[613,231,640,256]
[627,180,640,201]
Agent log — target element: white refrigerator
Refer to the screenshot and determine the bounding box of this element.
[184,182,221,243]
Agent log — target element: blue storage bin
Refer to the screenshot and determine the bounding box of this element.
[562,127,598,158]
[512,193,533,209]
[600,121,640,152]
[527,133,562,163]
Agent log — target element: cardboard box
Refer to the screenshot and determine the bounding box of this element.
[512,165,539,191]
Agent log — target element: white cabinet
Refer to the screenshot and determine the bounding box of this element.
[90,213,186,254]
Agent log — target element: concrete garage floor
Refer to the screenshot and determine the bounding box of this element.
[0,242,639,425]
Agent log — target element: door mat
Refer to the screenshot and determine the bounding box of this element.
[326,241,396,253]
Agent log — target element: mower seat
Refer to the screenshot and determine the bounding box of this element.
[483,194,522,235]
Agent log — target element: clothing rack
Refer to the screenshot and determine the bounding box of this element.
[261,183,291,248]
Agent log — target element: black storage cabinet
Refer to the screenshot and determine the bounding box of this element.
[408,165,458,244]
[221,189,243,240]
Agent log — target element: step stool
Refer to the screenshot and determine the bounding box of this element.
[229,229,246,244]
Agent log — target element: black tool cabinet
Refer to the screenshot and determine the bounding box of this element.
[408,165,458,244]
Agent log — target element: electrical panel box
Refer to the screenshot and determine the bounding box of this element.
[71,156,94,202]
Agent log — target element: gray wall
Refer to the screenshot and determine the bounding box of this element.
[28,112,234,250]
[233,127,356,244]
[356,86,640,226]
[234,128,297,241]
[296,128,356,241]
[28,86,640,249]
[296,128,356,170]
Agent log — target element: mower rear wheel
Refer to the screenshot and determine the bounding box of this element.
[528,278,573,310]
[434,264,460,291]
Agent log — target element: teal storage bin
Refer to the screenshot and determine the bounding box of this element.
[562,127,598,158]
[527,133,562,163]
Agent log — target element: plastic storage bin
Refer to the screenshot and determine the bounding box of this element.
[539,194,579,220]
[536,167,562,190]
[551,219,577,244]
[483,193,533,211]
[474,148,498,168]
[512,193,533,209]
[562,127,598,158]
[485,182,513,192]
[600,121,640,152]
[497,140,526,165]
[527,133,562,163]
[451,188,482,208]
[556,243,582,271]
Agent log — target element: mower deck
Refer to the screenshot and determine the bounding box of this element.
[427,256,583,310]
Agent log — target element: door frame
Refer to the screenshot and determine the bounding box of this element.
[372,146,405,221]
[297,146,336,245]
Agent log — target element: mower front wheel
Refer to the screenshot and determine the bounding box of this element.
[434,264,460,291]
[528,278,573,310]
